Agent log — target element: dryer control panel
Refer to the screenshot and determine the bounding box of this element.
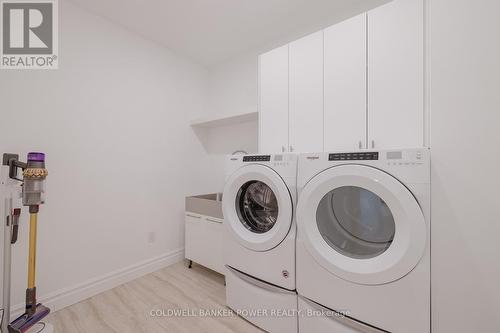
[329,152,379,161]
[326,150,425,164]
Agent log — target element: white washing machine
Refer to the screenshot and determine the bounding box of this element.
[296,149,430,333]
[222,154,298,333]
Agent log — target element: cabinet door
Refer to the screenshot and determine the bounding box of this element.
[289,31,324,153]
[185,213,224,275]
[368,0,424,149]
[259,45,289,153]
[185,213,204,263]
[202,216,224,274]
[324,13,367,152]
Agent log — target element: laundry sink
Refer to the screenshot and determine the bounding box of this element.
[185,193,223,219]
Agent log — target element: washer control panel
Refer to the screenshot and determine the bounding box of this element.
[243,155,271,162]
[272,154,294,167]
[329,152,379,161]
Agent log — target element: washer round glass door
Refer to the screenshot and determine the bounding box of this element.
[297,165,427,285]
[223,164,293,251]
[236,180,279,234]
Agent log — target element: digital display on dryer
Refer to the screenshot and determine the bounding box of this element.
[387,151,403,160]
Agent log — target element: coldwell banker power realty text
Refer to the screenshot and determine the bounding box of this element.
[1,0,58,69]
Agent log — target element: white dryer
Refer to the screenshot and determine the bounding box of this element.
[223,154,298,333]
[296,149,430,333]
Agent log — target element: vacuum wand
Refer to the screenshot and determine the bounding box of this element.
[26,213,39,316]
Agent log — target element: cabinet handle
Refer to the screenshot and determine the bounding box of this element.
[206,218,222,224]
[358,141,362,149]
[186,214,202,219]
[371,140,375,149]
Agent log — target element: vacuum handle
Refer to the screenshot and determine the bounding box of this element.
[11,225,18,244]
[10,208,21,244]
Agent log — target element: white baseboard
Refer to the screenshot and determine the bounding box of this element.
[10,248,184,318]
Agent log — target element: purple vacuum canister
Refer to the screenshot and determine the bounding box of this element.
[26,152,46,169]
[27,152,45,162]
[22,152,47,208]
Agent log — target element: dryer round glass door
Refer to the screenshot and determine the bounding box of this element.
[297,164,427,285]
[223,164,293,252]
[316,186,395,259]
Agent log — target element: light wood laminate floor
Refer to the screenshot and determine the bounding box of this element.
[47,262,264,333]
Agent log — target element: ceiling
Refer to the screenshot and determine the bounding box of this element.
[70,0,390,67]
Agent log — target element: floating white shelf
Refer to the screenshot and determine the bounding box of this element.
[190,110,258,128]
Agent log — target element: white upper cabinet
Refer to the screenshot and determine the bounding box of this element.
[259,45,290,153]
[368,0,424,149]
[324,13,367,152]
[258,0,425,154]
[289,31,324,153]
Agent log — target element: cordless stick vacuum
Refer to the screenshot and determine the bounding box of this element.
[1,152,53,333]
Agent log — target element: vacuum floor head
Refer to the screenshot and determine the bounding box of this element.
[8,304,50,333]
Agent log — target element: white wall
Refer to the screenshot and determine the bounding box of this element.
[202,122,258,156]
[0,0,216,313]
[201,52,260,186]
[208,52,259,117]
[202,52,260,158]
[205,53,259,159]
[430,0,500,331]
